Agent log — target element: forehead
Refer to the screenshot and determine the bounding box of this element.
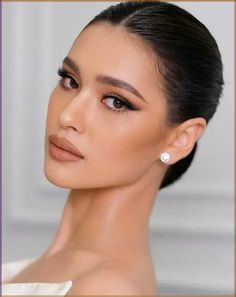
[68,22,164,103]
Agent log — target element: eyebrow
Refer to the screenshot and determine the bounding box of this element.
[62,56,147,103]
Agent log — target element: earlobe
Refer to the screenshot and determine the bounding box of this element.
[160,152,171,163]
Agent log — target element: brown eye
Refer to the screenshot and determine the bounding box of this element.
[102,95,135,113]
[63,77,79,89]
[110,98,125,109]
[57,67,79,90]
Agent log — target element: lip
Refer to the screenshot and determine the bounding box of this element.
[48,134,84,162]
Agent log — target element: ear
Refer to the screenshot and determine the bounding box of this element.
[162,117,207,165]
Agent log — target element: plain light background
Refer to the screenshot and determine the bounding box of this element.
[2,2,234,295]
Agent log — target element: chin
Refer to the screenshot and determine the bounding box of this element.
[44,171,88,189]
[43,162,92,189]
[44,167,71,189]
[43,157,71,188]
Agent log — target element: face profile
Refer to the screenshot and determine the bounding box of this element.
[3,1,230,295]
[44,23,172,191]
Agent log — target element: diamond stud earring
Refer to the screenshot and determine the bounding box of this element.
[160,152,170,163]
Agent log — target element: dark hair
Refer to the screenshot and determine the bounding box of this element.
[83,1,224,190]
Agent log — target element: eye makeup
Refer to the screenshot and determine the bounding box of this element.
[57,67,79,90]
[56,67,139,114]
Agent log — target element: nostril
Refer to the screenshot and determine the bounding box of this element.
[68,126,77,131]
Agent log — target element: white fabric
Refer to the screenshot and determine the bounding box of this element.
[2,258,73,295]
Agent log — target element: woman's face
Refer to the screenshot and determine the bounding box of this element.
[44,22,170,189]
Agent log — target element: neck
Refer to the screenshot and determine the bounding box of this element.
[43,163,165,262]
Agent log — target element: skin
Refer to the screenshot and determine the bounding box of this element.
[7,23,207,294]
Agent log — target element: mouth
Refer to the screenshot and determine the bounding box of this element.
[48,134,84,162]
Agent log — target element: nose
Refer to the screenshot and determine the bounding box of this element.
[58,93,89,133]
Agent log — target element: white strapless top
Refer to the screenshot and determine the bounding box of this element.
[2,258,73,295]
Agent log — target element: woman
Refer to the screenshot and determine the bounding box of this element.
[2,1,224,295]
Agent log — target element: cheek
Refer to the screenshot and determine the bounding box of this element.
[125,113,162,153]
[93,113,163,173]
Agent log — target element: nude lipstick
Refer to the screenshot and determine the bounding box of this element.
[48,134,84,162]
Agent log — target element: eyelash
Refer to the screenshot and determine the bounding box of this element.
[57,67,136,114]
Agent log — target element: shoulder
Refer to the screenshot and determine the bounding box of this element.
[66,267,143,295]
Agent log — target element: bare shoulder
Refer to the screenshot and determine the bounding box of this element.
[66,267,144,295]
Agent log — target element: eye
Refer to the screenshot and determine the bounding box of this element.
[57,67,138,113]
[102,95,136,113]
[57,67,79,90]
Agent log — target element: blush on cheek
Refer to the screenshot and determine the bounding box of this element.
[98,143,152,185]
